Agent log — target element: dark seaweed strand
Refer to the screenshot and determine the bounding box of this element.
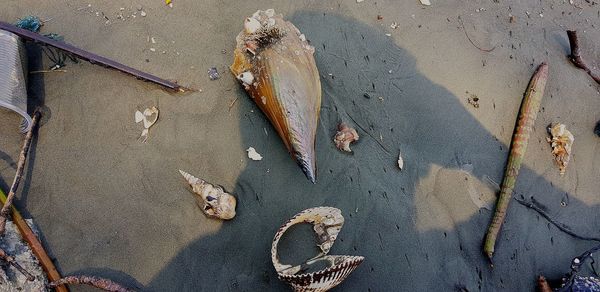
[0,21,182,91]
[483,63,548,263]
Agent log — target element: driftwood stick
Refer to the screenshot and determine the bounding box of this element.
[483,63,549,263]
[0,110,41,235]
[48,275,135,292]
[0,188,67,291]
[0,248,35,281]
[567,30,600,85]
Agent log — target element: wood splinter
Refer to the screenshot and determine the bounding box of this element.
[0,248,35,281]
[0,109,41,235]
[567,30,600,85]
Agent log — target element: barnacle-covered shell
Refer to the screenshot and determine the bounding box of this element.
[231,9,322,183]
[546,123,574,175]
[333,123,359,152]
[271,207,364,291]
[179,170,236,220]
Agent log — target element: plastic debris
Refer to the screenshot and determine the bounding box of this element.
[0,30,32,133]
[390,22,399,29]
[208,67,220,80]
[419,0,431,6]
[547,123,574,175]
[14,16,42,32]
[246,147,263,161]
[134,106,159,143]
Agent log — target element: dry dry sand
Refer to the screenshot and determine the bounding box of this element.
[1,0,600,291]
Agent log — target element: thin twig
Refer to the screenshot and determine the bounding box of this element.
[514,197,600,242]
[567,30,600,85]
[48,275,135,292]
[29,69,67,74]
[458,17,496,53]
[0,109,41,235]
[0,248,35,281]
[0,188,67,291]
[483,63,548,263]
[228,97,239,111]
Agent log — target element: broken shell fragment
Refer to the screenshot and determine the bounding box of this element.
[547,123,574,175]
[134,106,159,143]
[333,123,359,152]
[397,152,404,170]
[246,147,263,161]
[271,207,364,292]
[231,9,322,183]
[179,170,236,220]
[237,71,254,86]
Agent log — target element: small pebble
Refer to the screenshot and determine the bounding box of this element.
[149,48,156,52]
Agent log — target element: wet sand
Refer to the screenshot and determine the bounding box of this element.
[1,1,600,291]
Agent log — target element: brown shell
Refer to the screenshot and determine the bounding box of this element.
[231,10,322,183]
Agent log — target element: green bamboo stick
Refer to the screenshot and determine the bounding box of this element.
[483,63,549,263]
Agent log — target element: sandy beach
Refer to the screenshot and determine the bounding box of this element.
[1,0,600,291]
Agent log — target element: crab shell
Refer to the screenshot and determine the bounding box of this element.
[179,170,236,220]
[271,207,364,291]
[231,9,322,183]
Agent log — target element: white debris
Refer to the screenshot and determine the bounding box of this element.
[390,22,399,29]
[357,0,364,2]
[140,10,147,17]
[385,33,391,37]
[246,147,263,161]
[419,0,431,5]
[149,48,156,52]
[397,152,404,170]
[135,106,159,143]
[237,71,255,85]
[244,17,262,34]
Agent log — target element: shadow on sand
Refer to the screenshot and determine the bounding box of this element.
[143,12,599,291]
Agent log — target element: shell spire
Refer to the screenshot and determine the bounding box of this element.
[231,9,322,183]
[178,170,237,220]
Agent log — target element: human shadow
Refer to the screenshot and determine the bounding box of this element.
[145,12,600,291]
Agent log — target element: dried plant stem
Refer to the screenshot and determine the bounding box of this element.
[567,30,600,85]
[483,63,549,263]
[0,248,35,281]
[48,275,134,292]
[0,188,67,291]
[0,109,41,235]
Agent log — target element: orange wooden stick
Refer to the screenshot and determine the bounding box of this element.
[0,188,68,292]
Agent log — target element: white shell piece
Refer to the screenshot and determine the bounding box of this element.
[246,147,263,161]
[397,152,404,170]
[237,71,255,85]
[244,17,262,34]
[420,0,431,5]
[135,111,144,123]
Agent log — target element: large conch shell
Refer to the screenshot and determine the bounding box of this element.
[230,9,322,183]
[179,170,236,220]
[271,207,364,291]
